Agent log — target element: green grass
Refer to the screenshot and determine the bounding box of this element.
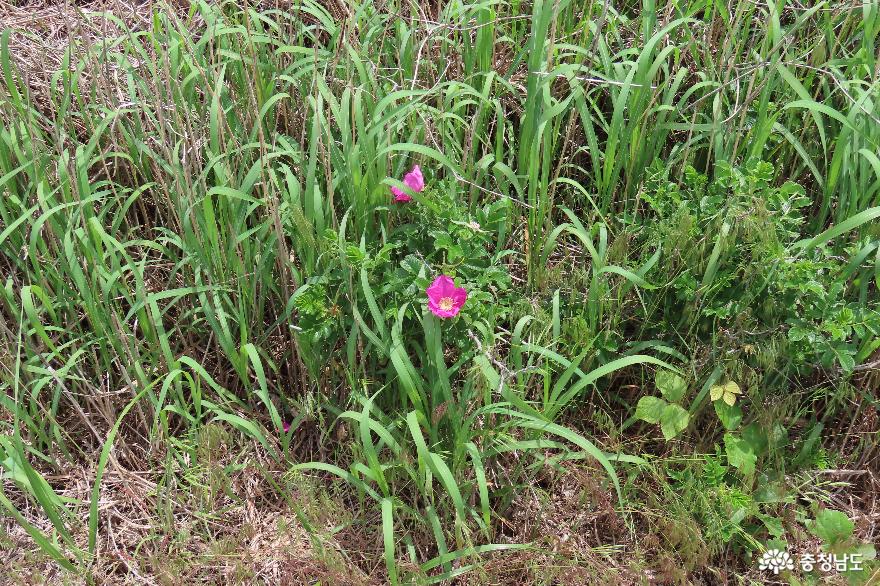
[1,0,879,583]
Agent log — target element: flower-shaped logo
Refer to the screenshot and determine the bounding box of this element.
[758,549,794,574]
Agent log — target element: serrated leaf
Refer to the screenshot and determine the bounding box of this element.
[742,422,768,456]
[400,254,423,274]
[724,433,757,476]
[810,509,854,546]
[635,396,666,424]
[714,401,743,430]
[758,513,785,538]
[837,352,855,373]
[447,244,464,263]
[852,542,876,561]
[432,231,454,250]
[345,244,366,265]
[655,371,687,403]
[659,404,689,440]
[788,325,808,341]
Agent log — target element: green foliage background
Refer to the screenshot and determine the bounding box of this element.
[0,0,878,582]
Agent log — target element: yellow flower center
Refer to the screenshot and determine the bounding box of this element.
[438,297,454,311]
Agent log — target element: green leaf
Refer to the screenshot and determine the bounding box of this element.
[420,543,531,573]
[655,371,687,403]
[724,433,757,476]
[742,422,769,456]
[848,542,876,580]
[792,206,880,251]
[0,491,77,572]
[502,411,626,509]
[466,442,491,530]
[242,343,281,434]
[714,400,743,431]
[758,513,785,538]
[635,396,666,424]
[837,351,855,373]
[788,326,808,342]
[659,404,689,440]
[381,498,398,586]
[810,509,854,546]
[345,244,366,265]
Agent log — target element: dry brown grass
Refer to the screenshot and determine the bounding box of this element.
[0,424,372,585]
[1,2,172,120]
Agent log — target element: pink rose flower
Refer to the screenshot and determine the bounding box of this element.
[426,275,467,318]
[390,164,425,202]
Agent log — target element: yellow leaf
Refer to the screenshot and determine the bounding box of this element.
[724,381,742,395]
[710,386,724,402]
[723,392,736,406]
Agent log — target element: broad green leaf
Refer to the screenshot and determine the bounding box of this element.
[635,396,666,424]
[758,513,785,538]
[655,371,687,403]
[724,433,757,476]
[714,401,743,431]
[659,404,689,440]
[810,509,854,546]
[742,422,769,456]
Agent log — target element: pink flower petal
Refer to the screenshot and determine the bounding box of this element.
[389,164,425,202]
[431,306,459,318]
[426,275,467,319]
[404,165,425,192]
[427,275,454,300]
